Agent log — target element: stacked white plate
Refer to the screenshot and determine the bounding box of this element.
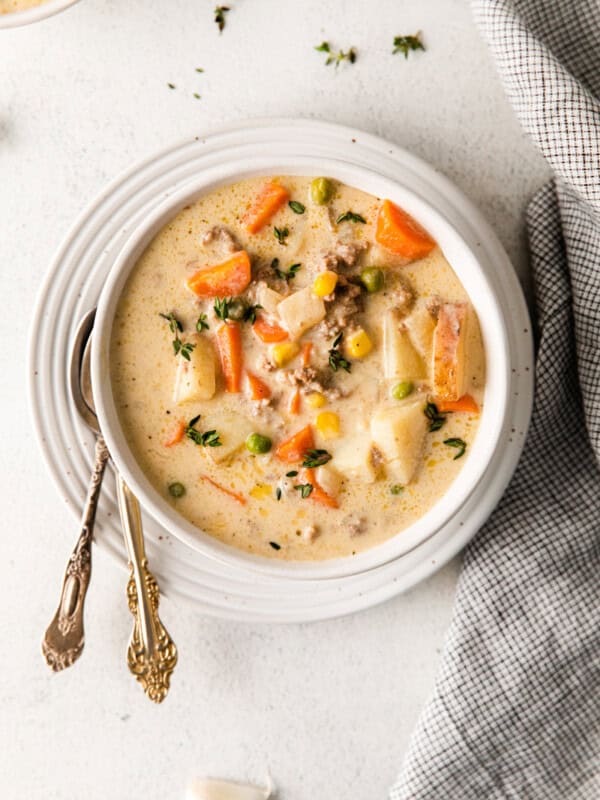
[28,118,533,622]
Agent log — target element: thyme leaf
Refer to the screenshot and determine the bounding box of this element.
[424,402,447,432]
[185,416,222,447]
[302,449,332,469]
[271,258,301,281]
[242,303,263,324]
[328,331,351,373]
[294,483,314,499]
[274,226,290,245]
[315,41,357,68]
[444,437,467,460]
[214,297,232,321]
[393,33,425,59]
[289,200,306,214]
[336,210,367,224]
[214,5,230,32]
[196,313,210,332]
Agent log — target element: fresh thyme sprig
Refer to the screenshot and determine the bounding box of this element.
[185,415,222,447]
[160,312,196,360]
[196,313,210,332]
[271,258,301,282]
[328,331,351,373]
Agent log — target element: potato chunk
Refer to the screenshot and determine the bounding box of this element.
[277,287,326,340]
[173,335,216,403]
[404,302,436,362]
[432,302,468,401]
[370,402,427,484]
[205,412,255,464]
[255,284,284,315]
[315,464,342,497]
[382,310,426,381]
[333,433,376,483]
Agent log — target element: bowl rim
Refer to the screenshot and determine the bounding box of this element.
[92,155,510,581]
[0,0,79,28]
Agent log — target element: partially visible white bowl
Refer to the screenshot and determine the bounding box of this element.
[0,0,79,28]
[92,155,510,581]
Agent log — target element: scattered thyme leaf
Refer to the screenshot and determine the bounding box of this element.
[167,83,176,90]
[196,313,210,332]
[393,33,425,59]
[289,200,306,215]
[185,417,222,447]
[274,226,290,245]
[214,297,232,321]
[195,67,204,73]
[193,93,201,100]
[271,258,301,281]
[276,488,282,501]
[286,470,299,478]
[214,5,230,32]
[328,331,351,373]
[161,312,193,358]
[424,402,447,432]
[269,541,281,550]
[302,449,332,469]
[390,484,404,495]
[315,41,357,68]
[336,210,367,224]
[444,437,467,460]
[242,303,263,325]
[294,483,314,499]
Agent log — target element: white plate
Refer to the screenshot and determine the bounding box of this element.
[0,0,79,28]
[28,118,534,622]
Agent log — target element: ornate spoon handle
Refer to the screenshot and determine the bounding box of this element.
[42,435,110,671]
[115,474,177,703]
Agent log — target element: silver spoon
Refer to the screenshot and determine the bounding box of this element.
[42,310,108,671]
[43,309,177,702]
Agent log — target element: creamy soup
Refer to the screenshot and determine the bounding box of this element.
[110,176,484,561]
[0,0,46,12]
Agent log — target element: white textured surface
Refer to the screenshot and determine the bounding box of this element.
[0,1,549,799]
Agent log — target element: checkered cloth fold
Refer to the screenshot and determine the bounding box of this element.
[390,1,600,797]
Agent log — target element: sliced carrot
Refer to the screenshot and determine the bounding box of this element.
[216,322,243,393]
[436,394,480,414]
[186,250,251,298]
[199,474,247,506]
[301,341,313,367]
[288,389,301,415]
[275,424,315,464]
[301,468,339,510]
[246,371,272,401]
[163,420,186,447]
[242,181,290,233]
[252,315,289,343]
[375,199,436,260]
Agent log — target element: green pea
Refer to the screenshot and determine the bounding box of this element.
[310,177,333,205]
[168,481,186,498]
[392,381,414,401]
[246,432,272,454]
[227,299,246,321]
[360,267,384,293]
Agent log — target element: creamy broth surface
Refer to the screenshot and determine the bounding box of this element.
[110,176,485,560]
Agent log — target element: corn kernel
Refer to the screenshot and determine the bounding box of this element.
[346,328,373,359]
[250,484,273,500]
[312,270,338,297]
[316,411,340,439]
[306,391,327,408]
[271,341,300,367]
